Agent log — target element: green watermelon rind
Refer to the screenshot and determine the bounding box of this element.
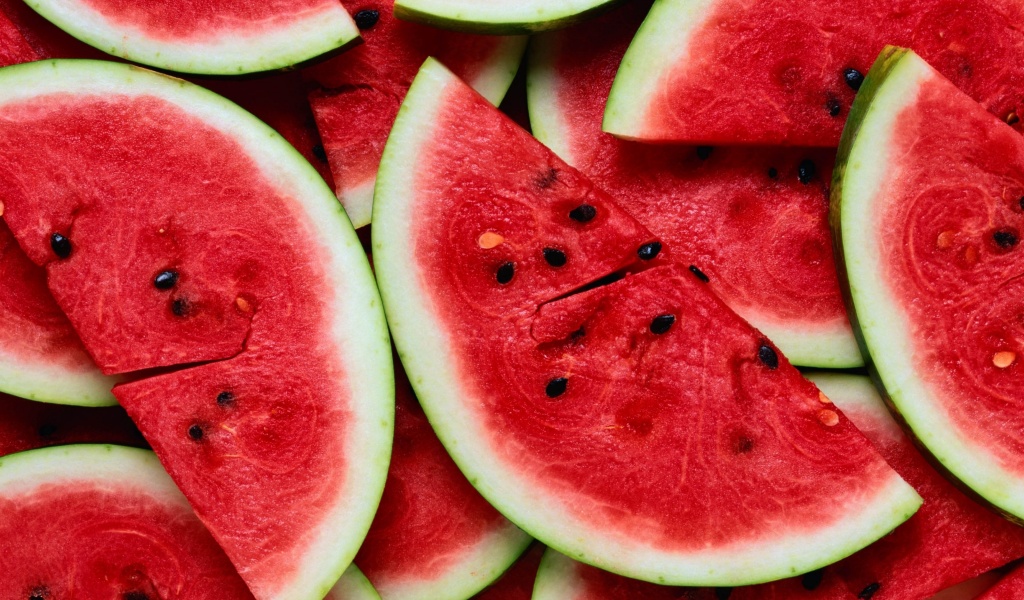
[329,565,382,600]
[830,46,1024,523]
[531,548,590,599]
[0,444,177,498]
[527,31,864,369]
[393,0,627,34]
[0,347,118,407]
[0,59,395,599]
[23,0,361,75]
[375,57,921,588]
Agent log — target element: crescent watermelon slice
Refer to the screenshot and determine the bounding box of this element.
[831,47,1024,522]
[604,0,1024,145]
[392,0,626,34]
[528,0,859,368]
[374,58,920,587]
[0,59,392,600]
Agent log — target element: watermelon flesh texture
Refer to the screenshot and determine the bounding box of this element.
[0,6,37,65]
[374,58,920,586]
[603,0,1024,145]
[0,391,146,456]
[807,373,1024,600]
[0,445,254,599]
[471,543,546,600]
[832,48,1024,522]
[306,0,526,228]
[354,357,531,599]
[0,0,106,60]
[528,0,860,368]
[978,565,1024,600]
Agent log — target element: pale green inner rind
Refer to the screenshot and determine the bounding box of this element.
[532,549,586,600]
[0,350,118,407]
[375,57,921,588]
[0,59,394,599]
[329,565,382,600]
[603,0,715,139]
[393,0,626,34]
[754,319,863,369]
[833,47,1024,522]
[526,32,579,165]
[24,0,360,75]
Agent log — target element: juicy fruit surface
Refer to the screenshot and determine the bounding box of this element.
[607,0,1024,145]
[978,565,1024,600]
[530,0,859,367]
[0,391,145,456]
[0,445,253,599]
[0,7,36,65]
[376,59,919,585]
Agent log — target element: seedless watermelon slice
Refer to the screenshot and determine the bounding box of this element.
[0,444,254,598]
[528,0,860,368]
[22,0,360,74]
[375,58,920,587]
[832,47,1024,522]
[0,59,392,600]
[393,0,625,34]
[603,0,1024,145]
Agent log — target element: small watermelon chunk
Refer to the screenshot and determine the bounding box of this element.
[0,392,145,456]
[528,0,859,368]
[374,58,920,587]
[832,48,1024,522]
[604,0,1024,145]
[392,0,626,34]
[0,444,254,599]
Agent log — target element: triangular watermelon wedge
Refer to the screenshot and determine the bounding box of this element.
[374,57,921,587]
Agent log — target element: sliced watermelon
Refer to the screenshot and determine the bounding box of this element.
[0,59,392,600]
[306,0,526,228]
[0,218,116,404]
[809,373,1024,600]
[374,58,920,587]
[0,6,37,66]
[392,0,625,34]
[327,565,382,600]
[20,0,360,74]
[831,47,1024,521]
[0,391,145,456]
[0,0,109,59]
[604,0,1024,145]
[528,0,859,368]
[977,565,1024,600]
[472,543,546,600]
[0,444,254,598]
[354,358,531,599]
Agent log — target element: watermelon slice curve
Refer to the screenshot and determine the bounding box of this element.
[831,47,1024,522]
[603,0,1024,145]
[373,57,920,587]
[392,0,626,34]
[21,0,361,74]
[326,565,383,600]
[0,59,393,600]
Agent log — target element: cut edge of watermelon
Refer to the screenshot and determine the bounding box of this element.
[374,57,922,588]
[393,0,627,34]
[22,0,360,75]
[329,564,382,600]
[0,348,117,406]
[531,548,585,599]
[831,46,1024,523]
[0,58,395,599]
[601,0,714,141]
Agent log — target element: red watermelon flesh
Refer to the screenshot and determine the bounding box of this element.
[0,0,105,59]
[978,564,1024,600]
[354,358,530,598]
[0,7,37,65]
[604,0,1024,146]
[529,0,857,368]
[0,391,145,456]
[472,543,546,600]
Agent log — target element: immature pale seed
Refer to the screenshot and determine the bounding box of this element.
[993,351,1016,368]
[478,232,504,249]
[936,230,955,249]
[818,410,840,426]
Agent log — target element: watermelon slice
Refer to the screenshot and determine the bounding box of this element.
[306,0,526,228]
[977,565,1024,600]
[603,0,1024,145]
[374,58,921,586]
[472,543,546,600]
[354,358,531,599]
[528,0,859,368]
[0,59,392,600]
[809,373,1024,599]
[0,5,36,66]
[0,0,108,59]
[327,565,382,600]
[0,391,145,456]
[0,444,254,598]
[831,47,1024,521]
[21,0,360,74]
[392,0,625,34]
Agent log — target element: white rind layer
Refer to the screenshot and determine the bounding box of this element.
[836,49,1024,521]
[24,0,360,75]
[374,57,921,587]
[0,346,117,406]
[327,565,382,600]
[0,59,393,600]
[531,549,587,600]
[394,0,624,34]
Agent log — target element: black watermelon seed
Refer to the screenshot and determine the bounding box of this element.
[843,68,864,91]
[715,589,733,600]
[354,9,379,29]
[153,270,179,290]
[545,377,568,398]
[569,204,597,223]
[689,264,710,283]
[858,583,880,600]
[797,159,817,184]
[826,96,841,116]
[801,569,825,591]
[650,314,675,334]
[38,423,57,438]
[993,229,1019,249]
[496,262,515,284]
[758,343,779,370]
[216,391,235,406]
[123,592,149,600]
[1019,196,1024,211]
[1008,113,1021,126]
[767,167,778,179]
[311,143,327,163]
[543,248,567,267]
[637,241,662,260]
[28,587,49,600]
[188,424,204,441]
[696,146,713,160]
[50,233,72,258]
[171,297,190,317]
